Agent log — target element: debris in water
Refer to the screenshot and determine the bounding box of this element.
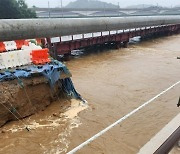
[25,127,30,132]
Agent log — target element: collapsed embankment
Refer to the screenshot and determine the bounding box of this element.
[0,77,70,127]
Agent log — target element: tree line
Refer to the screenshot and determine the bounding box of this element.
[0,0,36,19]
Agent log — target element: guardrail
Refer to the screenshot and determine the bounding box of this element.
[48,24,180,56]
[138,113,180,154]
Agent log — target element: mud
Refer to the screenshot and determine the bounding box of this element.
[66,35,180,153]
[0,35,180,154]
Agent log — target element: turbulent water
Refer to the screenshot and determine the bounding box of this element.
[0,35,180,154]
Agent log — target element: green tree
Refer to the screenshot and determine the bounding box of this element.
[0,0,36,19]
[17,0,36,18]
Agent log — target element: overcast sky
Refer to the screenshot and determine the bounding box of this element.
[25,0,180,8]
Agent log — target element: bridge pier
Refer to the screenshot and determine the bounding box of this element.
[122,41,128,48]
[64,53,71,61]
[115,42,122,49]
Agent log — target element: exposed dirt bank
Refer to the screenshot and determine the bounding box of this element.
[0,77,69,127]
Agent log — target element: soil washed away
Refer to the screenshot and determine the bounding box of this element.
[0,35,180,153]
[0,77,63,127]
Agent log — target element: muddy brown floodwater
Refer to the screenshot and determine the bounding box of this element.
[0,35,180,154]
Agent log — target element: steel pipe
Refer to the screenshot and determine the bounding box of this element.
[1,16,180,41]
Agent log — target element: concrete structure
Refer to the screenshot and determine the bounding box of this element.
[138,113,180,154]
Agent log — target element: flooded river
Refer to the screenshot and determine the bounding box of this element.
[0,35,180,154]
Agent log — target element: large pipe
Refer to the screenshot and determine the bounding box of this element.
[1,16,180,41]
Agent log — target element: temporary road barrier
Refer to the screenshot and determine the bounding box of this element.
[31,48,50,65]
[0,42,5,53]
[15,40,29,50]
[3,41,17,51]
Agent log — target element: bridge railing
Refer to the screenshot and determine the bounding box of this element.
[47,24,180,56]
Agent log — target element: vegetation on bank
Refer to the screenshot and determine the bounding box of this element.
[0,0,36,19]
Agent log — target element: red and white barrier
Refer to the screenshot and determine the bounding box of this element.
[0,49,31,69]
[0,40,50,69]
[0,39,42,53]
[3,41,17,51]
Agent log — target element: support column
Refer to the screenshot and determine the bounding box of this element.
[46,38,54,58]
[64,53,71,61]
[115,41,122,49]
[123,41,128,48]
[52,43,58,60]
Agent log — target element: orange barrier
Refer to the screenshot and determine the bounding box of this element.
[0,42,5,52]
[15,40,29,49]
[31,48,51,65]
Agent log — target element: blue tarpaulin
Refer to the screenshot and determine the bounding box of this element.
[61,78,82,99]
[0,60,81,99]
[0,60,68,82]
